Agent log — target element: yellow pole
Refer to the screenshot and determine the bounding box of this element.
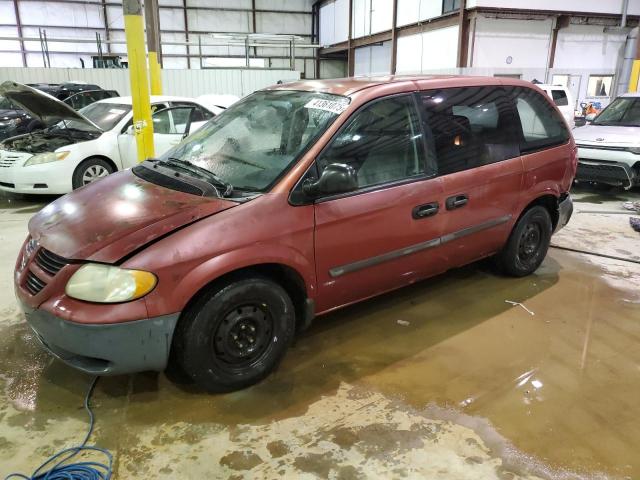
[631,29,640,93]
[630,60,640,93]
[144,0,163,95]
[123,0,154,162]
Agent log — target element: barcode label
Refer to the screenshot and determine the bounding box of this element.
[304,98,349,115]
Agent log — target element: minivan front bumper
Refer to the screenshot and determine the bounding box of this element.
[19,299,180,375]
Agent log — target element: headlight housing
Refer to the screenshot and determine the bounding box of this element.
[65,264,157,303]
[24,151,70,166]
[18,236,39,273]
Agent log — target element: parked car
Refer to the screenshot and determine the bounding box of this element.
[573,92,640,189]
[0,96,43,141]
[537,84,575,129]
[0,81,236,194]
[15,76,575,392]
[27,82,111,101]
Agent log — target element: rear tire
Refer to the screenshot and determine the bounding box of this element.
[72,157,114,189]
[170,277,295,393]
[494,206,552,277]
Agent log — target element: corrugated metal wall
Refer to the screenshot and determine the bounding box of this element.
[0,67,300,97]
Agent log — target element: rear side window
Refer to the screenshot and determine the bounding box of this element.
[417,86,520,176]
[317,94,427,188]
[551,89,569,106]
[508,87,569,153]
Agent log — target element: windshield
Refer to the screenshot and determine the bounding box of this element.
[592,97,640,127]
[55,102,131,131]
[161,90,349,192]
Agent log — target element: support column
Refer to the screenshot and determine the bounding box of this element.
[13,0,27,67]
[145,0,162,95]
[456,0,468,68]
[347,0,354,76]
[390,0,398,74]
[123,0,154,162]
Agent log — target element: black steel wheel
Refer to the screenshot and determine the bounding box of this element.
[494,206,552,277]
[170,276,295,392]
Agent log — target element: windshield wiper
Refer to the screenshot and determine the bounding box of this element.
[161,157,234,197]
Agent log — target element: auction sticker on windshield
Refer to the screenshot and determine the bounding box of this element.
[304,98,349,115]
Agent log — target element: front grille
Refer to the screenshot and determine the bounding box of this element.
[24,271,46,295]
[35,248,69,276]
[577,162,632,187]
[0,154,21,168]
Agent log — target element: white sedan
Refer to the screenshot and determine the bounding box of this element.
[573,92,640,190]
[0,81,237,194]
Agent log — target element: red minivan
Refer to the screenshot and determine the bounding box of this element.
[15,76,576,392]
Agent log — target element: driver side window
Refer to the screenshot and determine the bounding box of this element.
[317,95,427,189]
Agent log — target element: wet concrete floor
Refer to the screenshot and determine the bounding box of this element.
[0,187,639,479]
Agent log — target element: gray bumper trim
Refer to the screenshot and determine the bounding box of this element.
[555,193,573,233]
[20,300,180,375]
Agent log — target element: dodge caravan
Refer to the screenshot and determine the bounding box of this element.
[15,76,576,392]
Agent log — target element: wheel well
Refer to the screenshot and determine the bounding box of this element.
[521,194,559,229]
[180,263,309,333]
[78,155,118,173]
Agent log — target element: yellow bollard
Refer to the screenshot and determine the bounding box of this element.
[123,0,154,162]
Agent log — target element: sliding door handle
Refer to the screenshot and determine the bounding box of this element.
[446,194,468,210]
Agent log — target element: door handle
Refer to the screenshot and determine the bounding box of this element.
[446,194,468,210]
[412,202,439,219]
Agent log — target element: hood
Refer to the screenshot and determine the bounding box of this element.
[0,81,102,132]
[573,124,640,146]
[29,170,237,263]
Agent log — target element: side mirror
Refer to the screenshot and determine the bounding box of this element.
[303,163,358,197]
[585,113,597,123]
[125,125,135,135]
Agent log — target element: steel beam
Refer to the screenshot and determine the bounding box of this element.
[12,0,27,67]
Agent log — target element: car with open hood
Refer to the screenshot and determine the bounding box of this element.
[0,81,237,194]
[15,76,575,392]
[573,92,640,189]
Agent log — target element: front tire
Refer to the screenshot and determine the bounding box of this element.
[170,277,295,392]
[72,157,114,189]
[494,206,552,277]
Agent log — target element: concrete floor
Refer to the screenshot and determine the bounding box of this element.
[1,186,639,480]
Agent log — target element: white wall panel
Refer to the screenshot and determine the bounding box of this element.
[466,0,640,16]
[255,0,314,11]
[0,2,17,23]
[186,10,250,32]
[0,26,20,52]
[554,25,628,70]
[334,0,349,43]
[370,0,392,34]
[319,1,336,45]
[472,17,552,68]
[352,0,370,39]
[396,33,422,73]
[159,8,185,31]
[397,0,442,28]
[354,41,391,76]
[256,12,310,36]
[106,6,125,29]
[422,26,458,69]
[396,26,458,73]
[0,67,299,97]
[187,0,252,8]
[320,59,347,78]
[18,2,104,28]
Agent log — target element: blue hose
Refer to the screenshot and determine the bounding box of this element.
[5,376,113,480]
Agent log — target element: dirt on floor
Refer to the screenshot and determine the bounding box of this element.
[1,186,639,480]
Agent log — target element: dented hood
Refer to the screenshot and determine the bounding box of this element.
[0,81,102,131]
[29,170,237,263]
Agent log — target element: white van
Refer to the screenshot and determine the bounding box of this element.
[537,84,575,129]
